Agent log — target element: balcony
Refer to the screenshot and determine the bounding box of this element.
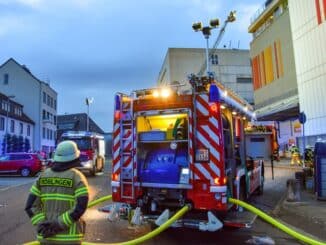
[248,0,284,33]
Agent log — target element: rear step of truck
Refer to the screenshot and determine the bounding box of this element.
[223,211,257,228]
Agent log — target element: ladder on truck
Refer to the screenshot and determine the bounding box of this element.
[118,94,135,200]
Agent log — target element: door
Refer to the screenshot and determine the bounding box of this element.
[0,155,10,172]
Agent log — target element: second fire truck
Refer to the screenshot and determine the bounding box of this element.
[111,75,264,230]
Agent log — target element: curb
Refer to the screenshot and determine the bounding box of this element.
[272,192,326,242]
[264,163,302,171]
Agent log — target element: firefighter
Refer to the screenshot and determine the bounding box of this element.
[25,140,89,245]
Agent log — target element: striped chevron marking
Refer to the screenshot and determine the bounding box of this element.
[113,122,121,176]
[188,110,194,180]
[193,94,222,183]
[196,94,209,116]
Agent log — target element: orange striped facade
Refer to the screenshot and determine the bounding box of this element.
[251,39,284,91]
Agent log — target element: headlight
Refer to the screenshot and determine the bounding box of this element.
[181,168,189,174]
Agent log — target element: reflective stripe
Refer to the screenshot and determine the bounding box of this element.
[31,213,45,225]
[30,185,41,196]
[37,234,83,241]
[41,193,75,202]
[62,212,73,226]
[75,187,88,197]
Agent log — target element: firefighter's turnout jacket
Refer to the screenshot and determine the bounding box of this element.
[25,161,89,244]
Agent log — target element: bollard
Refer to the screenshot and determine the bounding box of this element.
[286,179,301,202]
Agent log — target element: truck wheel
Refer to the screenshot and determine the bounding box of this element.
[239,179,247,201]
[90,165,96,176]
[257,180,264,195]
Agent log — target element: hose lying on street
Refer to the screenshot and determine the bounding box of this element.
[25,195,326,245]
[228,198,325,245]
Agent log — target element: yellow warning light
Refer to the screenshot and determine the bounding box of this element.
[161,88,170,98]
[153,90,160,98]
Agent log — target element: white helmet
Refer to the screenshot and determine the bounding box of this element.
[53,140,80,163]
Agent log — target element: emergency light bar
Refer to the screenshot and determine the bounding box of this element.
[62,131,104,139]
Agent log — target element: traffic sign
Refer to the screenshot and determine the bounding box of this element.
[299,112,306,124]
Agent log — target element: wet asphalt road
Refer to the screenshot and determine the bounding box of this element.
[0,161,301,245]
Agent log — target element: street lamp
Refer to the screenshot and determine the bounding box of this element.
[4,95,15,154]
[192,18,220,75]
[85,97,94,132]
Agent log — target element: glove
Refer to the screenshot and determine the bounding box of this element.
[37,221,51,234]
[38,220,65,238]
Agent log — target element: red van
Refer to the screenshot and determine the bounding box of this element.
[0,153,43,177]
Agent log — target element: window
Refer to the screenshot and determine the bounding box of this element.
[27,125,31,136]
[43,110,46,120]
[54,99,57,110]
[4,73,9,85]
[47,112,50,121]
[50,97,53,108]
[47,128,50,139]
[42,127,46,139]
[237,77,252,84]
[43,92,46,103]
[54,115,57,125]
[20,122,23,134]
[211,54,218,65]
[10,120,14,133]
[47,95,50,106]
[0,117,4,131]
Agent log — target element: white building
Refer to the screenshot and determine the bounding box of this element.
[157,48,254,104]
[0,93,34,153]
[288,0,326,146]
[0,58,57,153]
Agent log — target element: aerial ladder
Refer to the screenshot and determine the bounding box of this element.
[197,11,236,76]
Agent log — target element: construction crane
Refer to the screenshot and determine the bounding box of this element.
[198,11,236,76]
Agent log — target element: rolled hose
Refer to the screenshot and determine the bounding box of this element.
[24,195,190,245]
[229,198,325,245]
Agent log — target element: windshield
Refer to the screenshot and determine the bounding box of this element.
[62,137,92,151]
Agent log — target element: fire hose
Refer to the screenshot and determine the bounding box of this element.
[228,198,325,245]
[25,195,325,245]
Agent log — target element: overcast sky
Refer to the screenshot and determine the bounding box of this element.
[1,0,261,132]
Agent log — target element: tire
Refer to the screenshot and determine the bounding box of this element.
[239,179,247,201]
[20,167,31,177]
[90,164,96,176]
[257,177,264,195]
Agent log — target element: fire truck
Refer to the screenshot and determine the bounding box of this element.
[61,131,105,176]
[111,75,264,230]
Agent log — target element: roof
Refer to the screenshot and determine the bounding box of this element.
[0,58,57,94]
[57,113,104,134]
[0,92,34,124]
[254,95,299,121]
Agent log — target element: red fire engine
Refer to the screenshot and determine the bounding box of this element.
[61,131,105,176]
[111,75,264,230]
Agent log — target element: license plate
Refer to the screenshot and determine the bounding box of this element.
[195,149,209,162]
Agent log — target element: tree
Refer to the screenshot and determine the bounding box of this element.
[2,134,12,154]
[18,135,24,152]
[24,137,31,152]
[11,135,18,152]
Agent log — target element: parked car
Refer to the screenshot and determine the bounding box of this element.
[0,153,43,177]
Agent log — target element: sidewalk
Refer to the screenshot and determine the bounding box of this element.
[270,158,326,242]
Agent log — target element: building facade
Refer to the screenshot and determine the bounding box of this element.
[0,93,34,153]
[57,113,105,141]
[289,0,326,145]
[157,48,254,104]
[249,0,326,149]
[0,58,57,153]
[249,0,299,121]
